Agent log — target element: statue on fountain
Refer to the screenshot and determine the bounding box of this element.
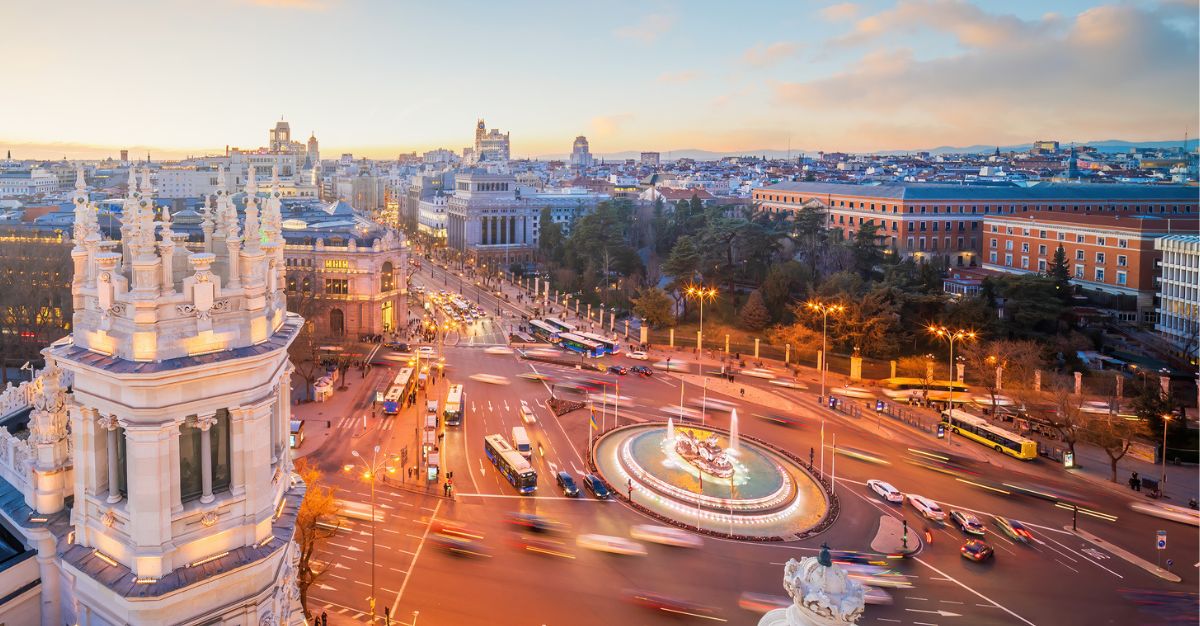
[674,429,735,479]
[758,544,866,626]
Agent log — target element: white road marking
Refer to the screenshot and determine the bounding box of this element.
[1055,558,1080,573]
[1042,534,1124,579]
[389,498,443,618]
[479,459,486,477]
[913,557,1037,626]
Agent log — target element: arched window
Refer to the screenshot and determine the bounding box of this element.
[381,261,394,292]
[330,308,345,336]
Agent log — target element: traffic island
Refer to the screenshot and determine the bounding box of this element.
[870,515,922,556]
[1064,526,1182,583]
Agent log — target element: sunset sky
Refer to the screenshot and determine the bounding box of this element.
[2,0,1196,160]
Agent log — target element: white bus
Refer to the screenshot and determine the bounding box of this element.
[444,384,464,426]
[577,331,621,355]
[528,320,560,342]
[543,317,576,334]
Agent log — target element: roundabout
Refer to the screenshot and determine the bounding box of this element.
[591,416,834,540]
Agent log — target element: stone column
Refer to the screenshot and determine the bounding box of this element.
[197,412,217,504]
[97,414,122,504]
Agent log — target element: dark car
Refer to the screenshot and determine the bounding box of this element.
[580,473,611,499]
[630,365,652,377]
[960,539,994,562]
[384,341,409,351]
[607,365,628,376]
[555,471,580,497]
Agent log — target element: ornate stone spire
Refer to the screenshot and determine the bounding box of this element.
[140,166,154,195]
[243,169,261,251]
[759,556,867,626]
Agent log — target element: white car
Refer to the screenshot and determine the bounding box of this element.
[833,386,875,400]
[866,479,904,504]
[659,405,706,421]
[484,346,514,355]
[652,360,691,372]
[576,534,647,556]
[469,373,510,386]
[418,346,436,357]
[628,351,649,361]
[519,403,538,425]
[742,368,777,380]
[630,524,704,548]
[906,494,946,521]
[688,398,736,413]
[769,379,808,390]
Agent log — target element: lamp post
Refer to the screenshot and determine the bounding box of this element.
[805,301,845,402]
[685,285,717,370]
[928,325,977,413]
[345,445,395,622]
[1160,413,1171,488]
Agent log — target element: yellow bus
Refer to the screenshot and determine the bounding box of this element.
[941,409,1038,460]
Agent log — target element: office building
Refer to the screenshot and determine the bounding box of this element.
[446,172,534,268]
[570,136,594,169]
[1154,235,1200,358]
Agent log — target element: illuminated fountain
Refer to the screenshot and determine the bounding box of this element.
[592,412,831,540]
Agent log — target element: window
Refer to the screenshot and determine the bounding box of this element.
[1038,244,1047,255]
[115,425,128,497]
[1116,271,1127,286]
[906,237,914,251]
[1004,254,1012,267]
[1097,237,1106,246]
[1095,268,1105,282]
[179,410,231,504]
[1038,259,1047,272]
[1076,234,1085,243]
[1117,255,1127,267]
[989,252,998,263]
[1118,239,1128,249]
[920,221,927,231]
[1058,233,1065,241]
[919,237,926,251]
[381,261,394,291]
[1095,252,1105,264]
[1075,250,1084,261]
[1039,230,1047,238]
[990,238,998,249]
[1021,242,1029,253]
[1074,265,1084,278]
[1005,240,1013,250]
[1021,256,1029,269]
[325,278,349,295]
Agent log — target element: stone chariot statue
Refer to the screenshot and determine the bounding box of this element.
[758,544,866,626]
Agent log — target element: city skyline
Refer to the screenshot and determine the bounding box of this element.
[2,0,1197,160]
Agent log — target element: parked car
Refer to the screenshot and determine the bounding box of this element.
[556,471,580,497]
[867,479,904,503]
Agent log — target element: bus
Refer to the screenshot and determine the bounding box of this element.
[884,377,970,393]
[577,332,621,356]
[543,318,576,334]
[483,434,538,494]
[383,367,415,412]
[444,384,464,426]
[529,320,560,342]
[556,332,604,358]
[941,409,1038,460]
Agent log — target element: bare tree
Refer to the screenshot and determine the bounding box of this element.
[1083,412,1151,482]
[293,457,341,619]
[1030,375,1086,459]
[962,340,1043,413]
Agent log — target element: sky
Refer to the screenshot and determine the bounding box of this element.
[1,0,1197,160]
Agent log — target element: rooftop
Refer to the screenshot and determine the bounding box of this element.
[759,181,1199,202]
[989,211,1199,232]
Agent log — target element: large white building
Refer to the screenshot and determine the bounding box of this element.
[0,167,304,625]
[418,192,448,240]
[470,119,510,165]
[0,168,59,198]
[1155,235,1200,359]
[569,136,593,169]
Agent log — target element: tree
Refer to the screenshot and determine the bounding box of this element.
[288,321,326,402]
[537,206,565,263]
[850,222,885,279]
[631,287,675,328]
[1084,411,1151,482]
[1034,376,1086,459]
[768,318,823,356]
[962,340,1043,411]
[739,290,771,331]
[830,288,900,358]
[896,355,937,403]
[1048,244,1072,302]
[662,235,701,285]
[294,458,341,619]
[761,261,811,321]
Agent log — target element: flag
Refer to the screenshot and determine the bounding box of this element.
[589,409,599,430]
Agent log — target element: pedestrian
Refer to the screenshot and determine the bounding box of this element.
[740,388,745,398]
[320,611,328,626]
[1130,472,1140,491]
[809,447,814,468]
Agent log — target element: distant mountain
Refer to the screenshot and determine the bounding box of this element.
[526,139,1191,162]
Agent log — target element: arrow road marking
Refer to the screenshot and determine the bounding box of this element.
[504,400,511,412]
[906,608,962,617]
[471,402,477,413]
[479,459,486,477]
[488,401,494,412]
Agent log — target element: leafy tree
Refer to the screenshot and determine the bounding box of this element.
[991,274,1066,336]
[850,222,886,279]
[662,235,701,285]
[761,261,811,320]
[1049,244,1072,302]
[1129,379,1176,440]
[537,206,565,263]
[294,458,341,619]
[768,318,823,356]
[739,290,771,331]
[631,287,675,328]
[830,288,900,358]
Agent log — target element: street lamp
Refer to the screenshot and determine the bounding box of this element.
[684,285,718,358]
[1160,413,1171,488]
[928,325,977,412]
[805,301,845,402]
[345,445,395,622]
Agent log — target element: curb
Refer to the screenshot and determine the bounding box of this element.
[1063,525,1183,582]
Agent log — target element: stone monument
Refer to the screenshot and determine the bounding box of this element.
[758,545,866,626]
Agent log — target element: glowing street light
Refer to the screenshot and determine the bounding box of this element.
[345,445,393,622]
[684,285,718,357]
[927,325,977,412]
[805,301,845,402]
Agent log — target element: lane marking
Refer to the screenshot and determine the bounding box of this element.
[388,484,443,619]
[1055,558,1080,573]
[913,557,1038,626]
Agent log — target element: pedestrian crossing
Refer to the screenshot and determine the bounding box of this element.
[334,416,401,431]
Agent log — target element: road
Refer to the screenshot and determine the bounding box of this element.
[300,262,1199,626]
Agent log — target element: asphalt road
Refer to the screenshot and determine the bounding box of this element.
[301,266,1198,626]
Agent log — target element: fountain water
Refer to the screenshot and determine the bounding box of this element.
[729,409,740,454]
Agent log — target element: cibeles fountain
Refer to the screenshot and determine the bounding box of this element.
[759,546,867,626]
[591,410,833,539]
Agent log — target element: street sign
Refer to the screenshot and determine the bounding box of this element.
[401,446,409,465]
[1156,530,1166,550]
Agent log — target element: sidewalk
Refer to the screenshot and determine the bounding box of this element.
[1064,442,1197,504]
[291,366,382,460]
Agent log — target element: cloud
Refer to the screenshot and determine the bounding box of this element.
[590,114,633,138]
[657,70,700,84]
[774,3,1199,151]
[835,0,1062,49]
[614,14,676,43]
[819,2,860,21]
[242,0,336,10]
[741,41,801,67]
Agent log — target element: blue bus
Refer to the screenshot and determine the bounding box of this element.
[557,332,604,358]
[528,320,560,342]
[483,434,537,494]
[543,317,576,334]
[577,332,621,356]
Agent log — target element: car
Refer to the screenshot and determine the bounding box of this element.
[864,586,894,606]
[505,513,565,534]
[867,479,904,503]
[519,403,538,424]
[468,373,510,385]
[652,359,690,372]
[556,471,580,497]
[742,368,777,380]
[737,592,790,614]
[992,516,1034,543]
[630,524,704,548]
[508,535,574,559]
[417,346,436,357]
[432,535,489,558]
[829,550,892,566]
[628,351,649,360]
[906,494,946,521]
[630,365,652,377]
[768,379,808,390]
[756,413,801,427]
[484,346,514,355]
[607,365,628,375]
[577,534,646,556]
[580,473,611,499]
[384,341,408,351]
[626,591,719,618]
[689,398,736,412]
[960,539,994,562]
[516,372,552,382]
[950,510,986,536]
[659,405,706,421]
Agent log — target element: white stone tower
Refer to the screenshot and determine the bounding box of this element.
[35,166,303,625]
[759,546,866,626]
